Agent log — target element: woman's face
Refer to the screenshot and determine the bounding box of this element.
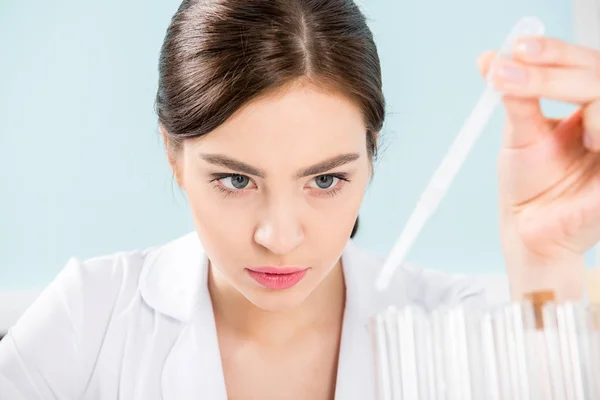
[176,81,372,311]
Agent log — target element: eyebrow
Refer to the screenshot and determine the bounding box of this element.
[200,154,265,177]
[294,153,360,178]
[199,153,361,179]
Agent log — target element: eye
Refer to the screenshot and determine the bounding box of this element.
[221,174,253,190]
[309,175,339,190]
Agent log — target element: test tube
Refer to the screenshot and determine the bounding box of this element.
[441,308,460,399]
[572,302,595,399]
[412,306,433,400]
[492,308,511,399]
[384,307,403,400]
[508,302,531,400]
[430,309,447,400]
[422,317,438,400]
[453,307,472,400]
[398,306,419,399]
[464,307,485,399]
[502,304,521,399]
[564,302,586,400]
[589,305,600,397]
[543,303,567,399]
[480,312,501,400]
[557,303,577,399]
[373,312,393,400]
[372,297,600,400]
[521,300,552,399]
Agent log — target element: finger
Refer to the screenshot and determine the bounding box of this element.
[477,51,495,77]
[492,59,600,104]
[501,95,550,148]
[583,100,600,151]
[513,36,600,69]
[477,52,550,148]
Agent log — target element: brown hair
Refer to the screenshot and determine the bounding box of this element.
[156,0,385,238]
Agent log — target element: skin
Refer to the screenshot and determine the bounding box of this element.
[162,37,600,398]
[479,37,600,301]
[167,79,370,399]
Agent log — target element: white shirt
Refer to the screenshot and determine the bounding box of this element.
[0,232,509,399]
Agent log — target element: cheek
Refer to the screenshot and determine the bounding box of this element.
[306,175,367,239]
[187,194,254,278]
[180,169,255,264]
[187,187,253,247]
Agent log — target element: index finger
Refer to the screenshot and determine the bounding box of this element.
[513,36,600,69]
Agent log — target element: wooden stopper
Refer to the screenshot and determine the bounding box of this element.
[524,290,555,330]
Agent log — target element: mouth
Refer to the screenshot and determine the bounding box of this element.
[246,266,309,290]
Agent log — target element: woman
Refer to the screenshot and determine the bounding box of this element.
[1,0,600,398]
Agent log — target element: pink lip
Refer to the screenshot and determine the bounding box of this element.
[246,266,309,290]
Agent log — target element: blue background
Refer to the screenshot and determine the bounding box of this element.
[0,1,577,289]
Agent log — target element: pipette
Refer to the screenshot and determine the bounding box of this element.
[375,17,546,292]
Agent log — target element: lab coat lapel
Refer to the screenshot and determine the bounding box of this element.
[161,280,227,400]
[334,303,375,400]
[140,233,227,400]
[334,240,383,400]
[142,234,392,399]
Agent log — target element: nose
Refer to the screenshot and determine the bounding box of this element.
[254,201,304,255]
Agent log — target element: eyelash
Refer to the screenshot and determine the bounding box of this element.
[209,174,248,198]
[315,173,349,198]
[208,173,350,198]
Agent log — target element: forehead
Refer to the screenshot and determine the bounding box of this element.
[188,82,368,166]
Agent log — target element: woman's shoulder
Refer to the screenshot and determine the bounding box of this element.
[343,240,511,311]
[7,244,159,341]
[7,233,202,340]
[42,232,205,319]
[0,234,202,398]
[42,244,156,310]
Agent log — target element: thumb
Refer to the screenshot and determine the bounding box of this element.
[501,96,550,148]
[477,51,550,148]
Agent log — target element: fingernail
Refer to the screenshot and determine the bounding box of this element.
[496,63,527,84]
[515,38,542,57]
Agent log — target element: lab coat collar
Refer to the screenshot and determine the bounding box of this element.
[139,232,206,323]
[139,232,386,399]
[335,238,384,399]
[138,232,382,324]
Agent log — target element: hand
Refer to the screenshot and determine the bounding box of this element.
[478,37,600,301]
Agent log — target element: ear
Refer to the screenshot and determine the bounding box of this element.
[160,125,183,188]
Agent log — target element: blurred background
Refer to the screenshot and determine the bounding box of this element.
[0,0,587,326]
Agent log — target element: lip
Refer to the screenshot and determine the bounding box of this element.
[247,266,307,274]
[246,266,309,290]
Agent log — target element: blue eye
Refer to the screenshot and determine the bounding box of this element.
[316,175,335,189]
[221,174,251,190]
[310,175,339,189]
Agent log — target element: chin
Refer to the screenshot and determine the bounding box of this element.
[242,286,314,312]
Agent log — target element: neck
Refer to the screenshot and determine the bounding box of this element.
[208,260,346,343]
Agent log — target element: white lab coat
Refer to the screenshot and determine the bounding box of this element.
[0,232,509,399]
